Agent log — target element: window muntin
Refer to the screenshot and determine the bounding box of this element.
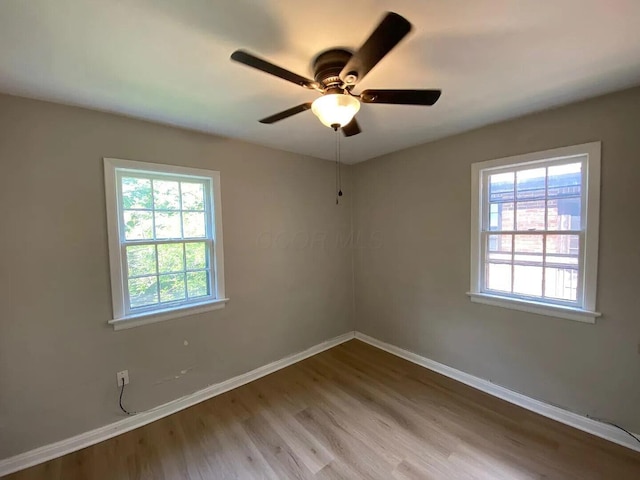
[470,142,600,319]
[105,158,225,325]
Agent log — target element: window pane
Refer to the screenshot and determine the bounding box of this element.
[122,177,152,209]
[489,204,498,230]
[546,234,579,268]
[183,212,206,238]
[153,180,180,210]
[515,235,543,252]
[157,243,184,273]
[516,200,545,230]
[129,276,158,308]
[487,234,512,262]
[514,234,543,263]
[489,203,514,231]
[513,265,542,296]
[516,167,546,201]
[155,211,182,239]
[124,211,153,240]
[185,242,207,270]
[486,263,511,293]
[545,267,578,301]
[489,172,514,202]
[187,271,209,298]
[547,197,581,230]
[546,235,579,255]
[127,245,156,277]
[548,162,581,197]
[182,182,205,211]
[159,274,186,302]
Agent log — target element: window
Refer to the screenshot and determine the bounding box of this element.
[104,158,226,330]
[468,143,601,323]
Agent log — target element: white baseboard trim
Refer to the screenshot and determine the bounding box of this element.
[355,332,640,454]
[0,331,355,477]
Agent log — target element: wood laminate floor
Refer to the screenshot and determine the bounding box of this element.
[5,340,640,479]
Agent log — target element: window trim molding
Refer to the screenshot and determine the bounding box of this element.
[469,142,601,322]
[104,157,227,329]
[107,298,229,331]
[466,292,600,324]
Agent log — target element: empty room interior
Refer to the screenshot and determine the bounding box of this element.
[2,1,640,478]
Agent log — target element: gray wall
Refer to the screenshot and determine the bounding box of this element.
[0,94,354,458]
[3,86,640,460]
[352,86,640,433]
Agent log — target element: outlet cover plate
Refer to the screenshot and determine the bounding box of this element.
[116,370,129,387]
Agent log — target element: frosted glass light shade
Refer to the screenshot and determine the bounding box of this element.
[311,94,360,128]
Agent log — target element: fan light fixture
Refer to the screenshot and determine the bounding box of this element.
[311,93,360,128]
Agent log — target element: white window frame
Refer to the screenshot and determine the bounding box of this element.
[468,142,601,323]
[104,158,227,330]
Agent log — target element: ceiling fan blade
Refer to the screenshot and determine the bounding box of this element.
[259,103,312,124]
[342,118,361,137]
[340,12,412,85]
[231,50,318,89]
[360,89,442,106]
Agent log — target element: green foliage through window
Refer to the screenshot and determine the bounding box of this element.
[120,173,213,311]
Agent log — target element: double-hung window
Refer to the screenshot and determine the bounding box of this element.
[104,158,226,330]
[468,142,601,323]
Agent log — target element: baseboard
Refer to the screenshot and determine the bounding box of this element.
[355,332,640,454]
[0,331,355,477]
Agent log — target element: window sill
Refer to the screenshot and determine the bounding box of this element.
[466,292,600,324]
[109,298,229,331]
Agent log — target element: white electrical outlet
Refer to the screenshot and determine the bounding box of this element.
[116,370,129,387]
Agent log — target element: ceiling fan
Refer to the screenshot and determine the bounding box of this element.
[230,12,441,137]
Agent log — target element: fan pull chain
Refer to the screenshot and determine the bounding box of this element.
[338,132,342,198]
[335,128,339,204]
[333,125,343,205]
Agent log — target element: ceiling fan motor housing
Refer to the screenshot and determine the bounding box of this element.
[313,49,353,87]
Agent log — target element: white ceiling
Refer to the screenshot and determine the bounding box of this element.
[1,0,639,163]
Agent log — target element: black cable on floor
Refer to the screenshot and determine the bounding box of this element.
[588,415,640,444]
[119,378,134,416]
[609,422,640,444]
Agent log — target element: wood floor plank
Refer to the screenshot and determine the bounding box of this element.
[202,402,277,479]
[243,382,334,474]
[295,361,453,470]
[295,405,394,479]
[4,339,640,479]
[242,412,314,480]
